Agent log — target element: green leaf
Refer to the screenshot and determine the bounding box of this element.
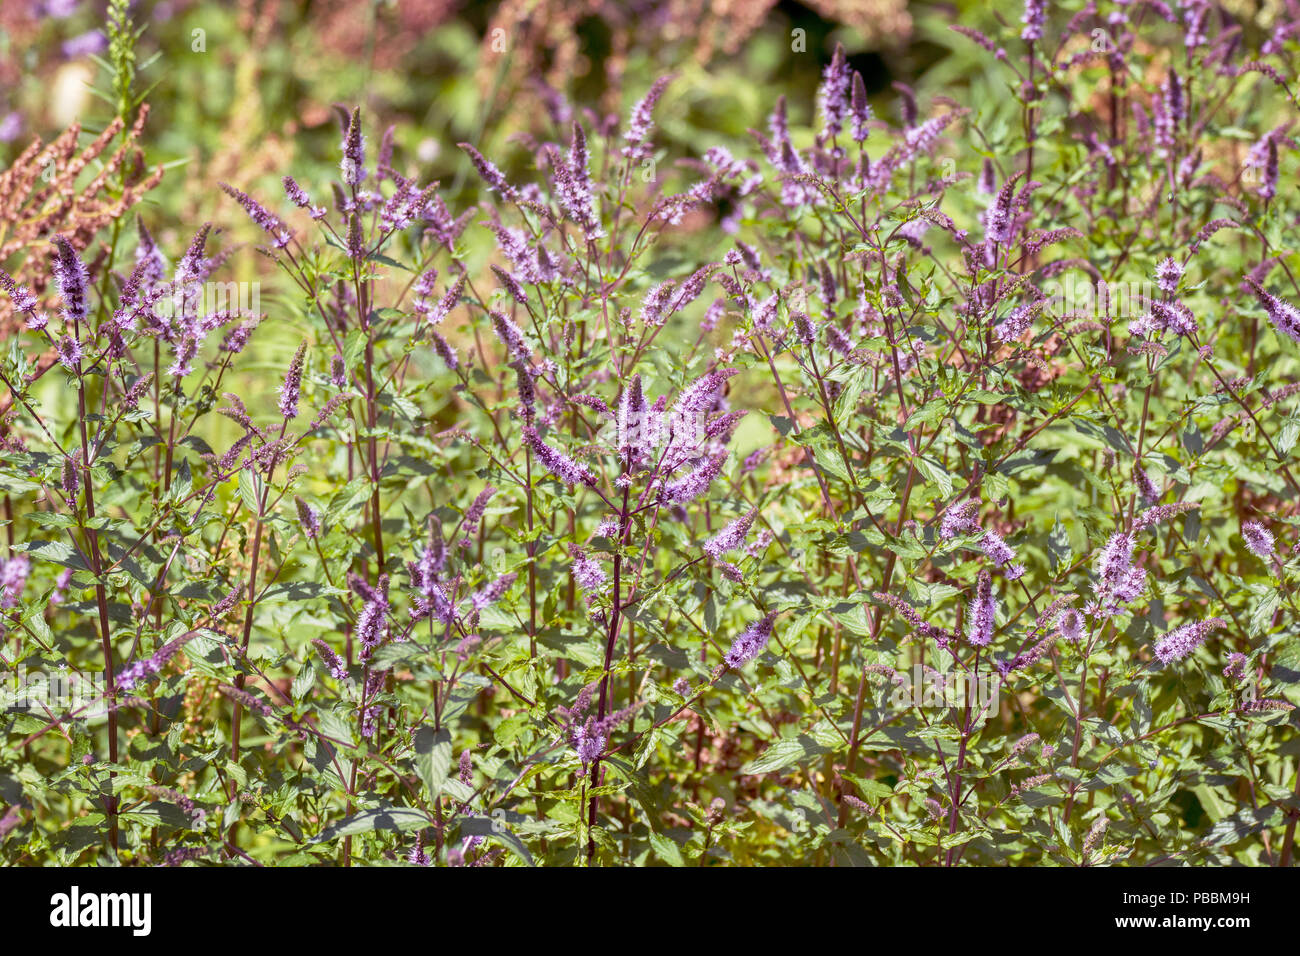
[291,665,314,702]
[1199,805,1281,848]
[170,457,192,503]
[414,726,452,800]
[461,815,536,866]
[1249,588,1281,637]
[648,830,685,866]
[238,468,260,515]
[1048,517,1072,573]
[739,736,829,775]
[913,455,953,496]
[310,804,431,843]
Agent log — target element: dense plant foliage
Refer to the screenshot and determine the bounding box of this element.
[2,0,1300,867]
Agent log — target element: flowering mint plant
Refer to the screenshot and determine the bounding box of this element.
[1,0,1299,868]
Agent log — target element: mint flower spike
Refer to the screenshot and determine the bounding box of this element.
[1092,531,1146,617]
[849,71,872,143]
[816,42,850,143]
[1260,136,1279,201]
[1153,618,1226,666]
[1241,521,1275,558]
[341,106,366,186]
[661,449,727,504]
[940,499,980,540]
[1154,71,1183,151]
[569,546,606,595]
[283,175,326,219]
[555,121,603,240]
[564,692,637,767]
[1020,0,1045,41]
[985,171,1021,245]
[980,529,1026,581]
[523,425,597,486]
[1134,465,1159,506]
[1246,278,1300,344]
[1155,257,1183,295]
[221,183,291,248]
[278,341,308,420]
[704,507,758,561]
[471,572,516,612]
[116,631,200,693]
[50,235,90,327]
[671,367,739,423]
[0,268,46,330]
[491,264,528,305]
[1057,608,1086,643]
[310,638,346,680]
[622,75,673,163]
[0,554,30,609]
[351,573,390,659]
[617,373,663,467]
[725,611,778,669]
[966,569,997,647]
[458,142,516,200]
[295,496,321,540]
[490,309,531,364]
[1133,502,1198,532]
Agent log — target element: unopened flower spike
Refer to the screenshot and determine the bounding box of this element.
[341,107,366,186]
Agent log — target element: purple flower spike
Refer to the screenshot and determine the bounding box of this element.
[0,270,46,331]
[283,175,326,219]
[623,75,673,163]
[523,425,596,486]
[725,611,778,668]
[1134,465,1159,506]
[1247,279,1300,344]
[342,108,366,186]
[221,184,290,247]
[491,264,529,305]
[459,143,516,199]
[50,236,91,326]
[0,555,31,609]
[662,449,727,504]
[672,367,739,423]
[1241,521,1274,558]
[994,302,1036,343]
[296,496,321,539]
[1260,137,1279,201]
[352,574,390,658]
[116,631,200,693]
[569,546,607,594]
[1092,531,1146,617]
[1153,617,1225,665]
[312,638,347,680]
[940,499,980,540]
[490,310,531,363]
[985,173,1019,245]
[1223,653,1247,681]
[704,507,758,560]
[849,71,872,144]
[1058,608,1086,643]
[471,572,516,612]
[279,342,307,420]
[56,335,84,370]
[556,122,603,240]
[1155,257,1183,295]
[817,43,851,142]
[1020,0,1046,41]
[966,570,997,647]
[979,529,1025,579]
